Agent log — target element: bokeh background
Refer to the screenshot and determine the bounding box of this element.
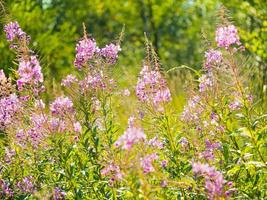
[0,0,266,105]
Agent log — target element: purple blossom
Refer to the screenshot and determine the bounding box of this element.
[4,21,28,42]
[114,127,146,150]
[0,179,14,197]
[53,187,66,200]
[61,74,78,87]
[192,162,227,199]
[215,25,241,49]
[161,160,168,168]
[50,96,74,116]
[17,176,34,194]
[0,93,21,131]
[147,136,164,149]
[74,38,98,69]
[100,43,121,64]
[140,153,159,174]
[101,164,123,183]
[199,74,213,92]
[17,55,44,92]
[204,49,223,68]
[136,65,171,107]
[73,121,82,133]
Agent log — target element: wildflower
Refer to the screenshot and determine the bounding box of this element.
[192,162,228,199]
[17,176,34,194]
[0,179,14,197]
[61,74,78,87]
[123,89,130,96]
[50,96,74,117]
[79,73,106,92]
[100,43,121,64]
[0,70,15,98]
[53,187,66,200]
[147,136,164,149]
[17,55,44,92]
[229,99,242,111]
[0,94,21,131]
[140,153,159,174]
[136,65,171,107]
[204,49,223,68]
[198,74,213,92]
[4,21,29,42]
[73,121,82,133]
[161,160,168,168]
[101,164,123,184]
[215,25,241,49]
[114,127,146,150]
[74,37,98,69]
[4,148,16,164]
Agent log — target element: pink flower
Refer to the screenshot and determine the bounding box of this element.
[50,96,74,116]
[4,21,29,42]
[136,65,171,107]
[204,49,223,68]
[115,127,146,150]
[61,74,78,87]
[215,25,241,49]
[140,153,159,174]
[73,121,82,133]
[100,43,121,64]
[74,38,98,69]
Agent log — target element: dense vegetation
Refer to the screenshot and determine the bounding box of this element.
[0,1,266,199]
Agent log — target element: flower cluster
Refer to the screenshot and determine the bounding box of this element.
[74,38,98,69]
[200,139,221,160]
[53,187,66,200]
[101,164,123,185]
[0,93,21,131]
[61,74,78,87]
[50,96,74,116]
[17,55,44,92]
[198,73,213,92]
[115,127,146,150]
[17,176,34,194]
[0,179,14,198]
[4,21,28,42]
[0,70,15,98]
[136,65,171,108]
[100,43,121,64]
[140,153,159,174]
[204,49,222,68]
[192,162,231,199]
[215,25,241,49]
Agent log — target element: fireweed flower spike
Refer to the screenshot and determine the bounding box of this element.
[74,37,98,69]
[204,49,223,69]
[17,55,44,91]
[100,43,121,64]
[215,25,241,49]
[114,126,146,150]
[4,21,29,42]
[136,65,171,108]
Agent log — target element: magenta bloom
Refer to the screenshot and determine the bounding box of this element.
[74,38,98,69]
[4,21,28,42]
[136,65,171,107]
[140,153,159,174]
[17,55,43,91]
[61,74,78,87]
[215,25,241,49]
[204,49,223,68]
[50,96,74,116]
[192,162,228,199]
[114,127,146,150]
[17,176,34,194]
[0,94,21,131]
[100,43,121,64]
